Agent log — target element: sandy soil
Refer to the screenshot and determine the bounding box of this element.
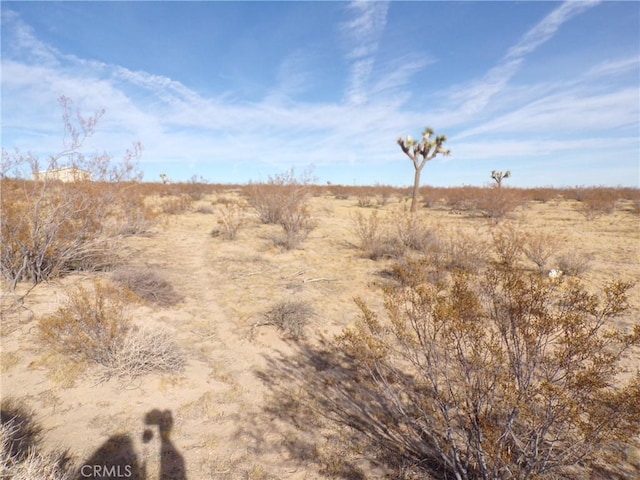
[2,192,639,479]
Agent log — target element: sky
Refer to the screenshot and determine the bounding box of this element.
[1,1,639,187]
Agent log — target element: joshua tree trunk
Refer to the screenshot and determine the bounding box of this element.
[397,127,450,214]
[411,167,422,212]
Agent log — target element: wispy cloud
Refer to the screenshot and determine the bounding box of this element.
[1,3,637,186]
[505,0,601,60]
[341,1,389,105]
[447,1,601,117]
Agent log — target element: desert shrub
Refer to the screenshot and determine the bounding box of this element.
[1,97,143,287]
[194,204,214,214]
[246,169,316,249]
[275,204,316,250]
[246,169,313,225]
[159,194,193,215]
[111,267,182,306]
[356,195,374,208]
[475,187,522,222]
[490,222,526,268]
[113,185,158,235]
[38,280,183,378]
[333,265,640,480]
[254,300,314,340]
[38,280,135,366]
[99,326,185,381]
[575,188,618,220]
[395,211,437,253]
[441,228,489,273]
[0,180,124,287]
[1,399,73,479]
[211,202,246,240]
[522,231,561,273]
[557,251,593,276]
[526,187,558,203]
[443,185,480,212]
[352,211,398,260]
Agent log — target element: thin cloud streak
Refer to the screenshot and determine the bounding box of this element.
[505,0,601,60]
[341,1,389,105]
[447,1,601,118]
[1,3,637,186]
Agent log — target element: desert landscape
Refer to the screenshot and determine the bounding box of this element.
[1,175,639,480]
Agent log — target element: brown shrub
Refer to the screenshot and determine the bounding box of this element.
[523,231,561,273]
[159,194,193,215]
[394,212,437,253]
[38,280,184,379]
[246,169,313,225]
[211,202,246,240]
[254,300,314,340]
[557,251,593,276]
[442,228,489,273]
[352,211,398,260]
[38,280,135,366]
[333,267,640,479]
[1,97,144,287]
[0,179,124,286]
[475,187,523,222]
[111,267,182,306]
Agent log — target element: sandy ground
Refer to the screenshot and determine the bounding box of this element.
[1,192,639,479]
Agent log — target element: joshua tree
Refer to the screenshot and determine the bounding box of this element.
[491,169,511,188]
[397,127,450,212]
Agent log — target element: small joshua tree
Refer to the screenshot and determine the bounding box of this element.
[397,127,450,212]
[491,169,511,188]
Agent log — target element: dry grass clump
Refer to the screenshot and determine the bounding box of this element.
[253,300,315,340]
[437,228,489,274]
[352,211,398,260]
[159,194,194,215]
[99,326,186,381]
[38,280,184,379]
[112,267,182,306]
[1,399,73,479]
[211,202,246,240]
[522,231,561,273]
[394,211,437,253]
[557,251,593,276]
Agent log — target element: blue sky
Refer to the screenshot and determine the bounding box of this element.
[1,1,639,187]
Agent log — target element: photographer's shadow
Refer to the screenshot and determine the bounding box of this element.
[78,409,186,480]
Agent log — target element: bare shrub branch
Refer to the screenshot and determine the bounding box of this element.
[253,300,314,340]
[99,327,185,381]
[1,399,73,480]
[1,96,145,287]
[211,202,246,240]
[523,231,561,273]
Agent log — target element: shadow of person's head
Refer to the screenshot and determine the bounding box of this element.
[143,409,186,480]
[144,409,174,438]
